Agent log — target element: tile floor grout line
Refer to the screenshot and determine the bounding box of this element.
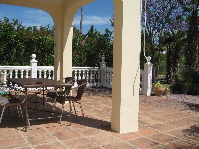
[73,125,140,149]
[164,137,199,147]
[133,132,170,148]
[163,131,199,146]
[40,123,71,149]
[20,126,65,148]
[7,117,35,149]
[139,124,192,137]
[17,129,34,149]
[150,144,175,149]
[141,115,197,131]
[65,128,101,148]
[134,131,180,149]
[100,128,145,149]
[138,127,199,148]
[102,133,141,149]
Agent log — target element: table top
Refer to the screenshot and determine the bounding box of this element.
[7,78,73,88]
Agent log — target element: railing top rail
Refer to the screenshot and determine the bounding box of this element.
[37,66,54,70]
[100,67,113,70]
[0,66,31,70]
[72,67,99,70]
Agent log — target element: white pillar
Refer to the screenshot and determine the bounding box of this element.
[143,56,153,96]
[99,57,106,86]
[111,0,141,133]
[30,54,38,78]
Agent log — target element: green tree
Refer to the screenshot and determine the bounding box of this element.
[184,0,199,71]
[72,26,113,67]
[0,17,54,66]
[0,17,113,67]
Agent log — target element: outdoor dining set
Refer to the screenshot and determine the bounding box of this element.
[0,77,87,132]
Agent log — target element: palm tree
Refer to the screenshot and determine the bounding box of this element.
[185,0,199,71]
[80,7,83,33]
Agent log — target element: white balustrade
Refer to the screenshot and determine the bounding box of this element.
[0,54,153,95]
[72,67,99,87]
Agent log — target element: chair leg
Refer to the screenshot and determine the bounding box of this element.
[77,101,85,120]
[59,103,64,123]
[22,108,30,131]
[18,105,24,121]
[72,101,77,115]
[69,99,72,125]
[14,106,20,119]
[13,105,25,121]
[52,97,57,113]
[26,111,30,127]
[14,105,17,114]
[0,106,6,123]
[43,97,46,111]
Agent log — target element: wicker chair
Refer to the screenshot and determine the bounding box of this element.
[56,79,87,124]
[0,97,29,125]
[46,77,75,112]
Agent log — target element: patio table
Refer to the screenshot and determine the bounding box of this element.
[7,78,73,132]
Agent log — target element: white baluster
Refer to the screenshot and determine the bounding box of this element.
[79,70,81,79]
[91,70,94,87]
[82,70,85,80]
[21,70,24,78]
[15,70,18,78]
[44,70,47,78]
[3,71,7,84]
[93,70,96,86]
[75,70,78,80]
[87,70,90,86]
[26,70,29,78]
[47,70,50,79]
[9,70,12,78]
[74,70,78,87]
[82,70,85,79]
[38,70,42,78]
[51,70,54,80]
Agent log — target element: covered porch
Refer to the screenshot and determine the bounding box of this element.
[0,0,141,133]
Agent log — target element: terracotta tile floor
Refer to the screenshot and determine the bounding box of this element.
[0,88,199,149]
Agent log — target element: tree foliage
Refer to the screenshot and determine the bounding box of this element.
[0,17,54,66]
[0,17,113,67]
[142,0,192,82]
[184,0,199,71]
[73,26,113,67]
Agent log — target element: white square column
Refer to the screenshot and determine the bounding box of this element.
[111,0,141,133]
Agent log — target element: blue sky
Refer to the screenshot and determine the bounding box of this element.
[0,0,114,34]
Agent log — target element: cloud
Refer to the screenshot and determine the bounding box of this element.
[22,8,54,27]
[0,5,111,29]
[74,15,111,26]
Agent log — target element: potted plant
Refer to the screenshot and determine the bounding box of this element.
[153,81,168,97]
